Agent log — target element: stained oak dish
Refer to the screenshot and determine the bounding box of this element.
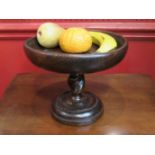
[24,31,128,74]
[24,31,128,126]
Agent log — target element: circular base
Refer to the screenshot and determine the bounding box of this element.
[51,91,103,126]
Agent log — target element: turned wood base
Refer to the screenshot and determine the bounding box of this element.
[51,91,103,126]
[51,74,103,126]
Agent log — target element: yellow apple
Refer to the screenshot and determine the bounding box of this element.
[37,22,64,48]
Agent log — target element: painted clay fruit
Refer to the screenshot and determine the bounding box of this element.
[89,31,117,53]
[59,27,92,53]
[37,22,64,48]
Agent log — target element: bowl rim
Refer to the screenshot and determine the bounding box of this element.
[24,30,128,58]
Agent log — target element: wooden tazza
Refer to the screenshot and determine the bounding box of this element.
[24,31,128,126]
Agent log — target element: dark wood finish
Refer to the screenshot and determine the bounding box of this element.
[24,31,128,74]
[0,73,155,134]
[52,74,103,126]
[24,31,128,126]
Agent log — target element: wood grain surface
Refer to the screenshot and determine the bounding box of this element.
[0,73,154,134]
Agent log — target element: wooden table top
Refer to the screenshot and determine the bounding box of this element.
[0,73,154,135]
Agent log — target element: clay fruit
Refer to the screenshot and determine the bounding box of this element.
[37,22,64,48]
[59,27,92,53]
[89,31,117,53]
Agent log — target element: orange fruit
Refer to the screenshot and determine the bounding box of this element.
[59,27,92,53]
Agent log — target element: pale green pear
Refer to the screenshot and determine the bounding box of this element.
[37,22,64,48]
